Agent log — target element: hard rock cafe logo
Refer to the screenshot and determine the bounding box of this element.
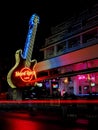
[15,67,36,82]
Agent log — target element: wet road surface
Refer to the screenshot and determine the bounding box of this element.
[0,110,98,130]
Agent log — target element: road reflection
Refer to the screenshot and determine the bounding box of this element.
[0,110,97,130]
[0,111,65,130]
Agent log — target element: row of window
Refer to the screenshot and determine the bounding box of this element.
[45,7,98,46]
[44,27,98,59]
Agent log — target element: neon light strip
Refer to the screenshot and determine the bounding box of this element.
[0,99,98,104]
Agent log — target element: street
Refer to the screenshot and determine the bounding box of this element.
[0,109,98,130]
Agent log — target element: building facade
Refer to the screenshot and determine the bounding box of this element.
[34,4,98,97]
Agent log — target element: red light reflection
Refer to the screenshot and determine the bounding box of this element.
[0,99,98,104]
[3,112,40,130]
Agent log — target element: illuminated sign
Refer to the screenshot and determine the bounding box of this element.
[15,67,36,82]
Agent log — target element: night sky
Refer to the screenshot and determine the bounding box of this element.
[0,0,98,66]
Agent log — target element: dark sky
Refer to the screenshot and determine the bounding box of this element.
[0,0,98,65]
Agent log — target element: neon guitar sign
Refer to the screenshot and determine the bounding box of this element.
[7,14,40,88]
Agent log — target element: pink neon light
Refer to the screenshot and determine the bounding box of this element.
[78,75,86,80]
[91,77,95,81]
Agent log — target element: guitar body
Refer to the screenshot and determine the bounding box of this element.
[7,49,37,88]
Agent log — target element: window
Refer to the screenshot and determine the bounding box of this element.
[56,42,66,53]
[68,36,80,48]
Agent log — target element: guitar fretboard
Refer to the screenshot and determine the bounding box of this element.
[22,14,39,67]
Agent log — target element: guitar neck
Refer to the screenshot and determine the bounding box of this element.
[27,24,38,61]
[22,14,39,67]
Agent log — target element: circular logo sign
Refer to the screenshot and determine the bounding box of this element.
[15,67,35,82]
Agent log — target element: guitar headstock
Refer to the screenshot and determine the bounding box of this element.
[29,13,40,26]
